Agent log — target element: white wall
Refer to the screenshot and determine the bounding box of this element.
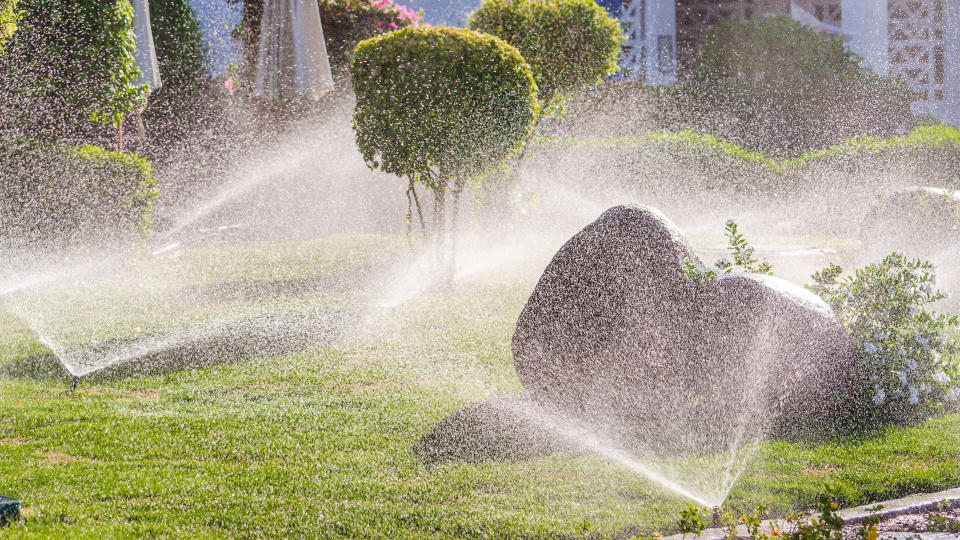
[841,0,889,75]
[943,1,960,125]
[642,0,677,86]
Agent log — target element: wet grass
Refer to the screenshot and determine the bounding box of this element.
[1,234,959,538]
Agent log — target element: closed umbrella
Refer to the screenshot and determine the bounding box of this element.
[256,0,335,99]
[132,0,162,90]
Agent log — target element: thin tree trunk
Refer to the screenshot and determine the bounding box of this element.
[449,180,464,285]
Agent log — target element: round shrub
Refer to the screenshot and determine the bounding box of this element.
[0,0,148,137]
[467,0,623,103]
[685,16,912,152]
[351,26,539,182]
[0,135,158,248]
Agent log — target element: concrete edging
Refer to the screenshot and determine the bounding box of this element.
[661,486,960,540]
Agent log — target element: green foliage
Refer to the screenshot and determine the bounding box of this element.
[810,254,960,425]
[677,503,709,536]
[0,135,157,247]
[677,16,912,152]
[0,0,148,135]
[682,220,772,291]
[467,0,622,104]
[142,0,210,141]
[351,26,539,185]
[0,0,18,54]
[537,124,960,195]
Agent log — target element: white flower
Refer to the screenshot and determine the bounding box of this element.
[920,383,931,393]
[909,386,920,404]
[897,346,907,356]
[923,283,933,295]
[873,387,886,405]
[946,388,959,402]
[874,331,885,340]
[864,343,879,355]
[916,335,930,349]
[908,305,918,316]
[933,371,950,385]
[895,370,908,385]
[907,358,918,370]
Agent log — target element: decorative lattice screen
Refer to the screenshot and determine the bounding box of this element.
[619,0,647,80]
[888,0,946,103]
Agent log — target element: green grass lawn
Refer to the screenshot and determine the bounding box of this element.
[1,234,959,538]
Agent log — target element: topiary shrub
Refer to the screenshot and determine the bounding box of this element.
[0,0,147,140]
[467,0,622,104]
[351,26,539,283]
[679,16,912,152]
[0,0,18,54]
[142,0,211,144]
[0,136,158,248]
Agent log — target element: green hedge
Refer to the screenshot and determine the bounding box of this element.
[535,125,960,195]
[467,0,622,104]
[0,0,147,137]
[0,136,157,248]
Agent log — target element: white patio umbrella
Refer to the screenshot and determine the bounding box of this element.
[255,0,335,99]
[132,0,162,90]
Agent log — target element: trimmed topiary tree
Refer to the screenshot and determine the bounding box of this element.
[0,0,147,140]
[467,0,622,104]
[351,26,539,283]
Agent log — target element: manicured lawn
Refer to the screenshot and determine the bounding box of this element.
[1,234,958,538]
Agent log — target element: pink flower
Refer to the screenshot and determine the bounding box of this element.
[389,21,397,29]
[224,78,234,95]
[377,21,385,29]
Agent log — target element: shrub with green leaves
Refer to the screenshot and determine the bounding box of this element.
[0,136,157,248]
[810,254,960,425]
[467,0,622,104]
[679,16,911,152]
[0,0,18,54]
[0,0,147,138]
[351,26,538,281]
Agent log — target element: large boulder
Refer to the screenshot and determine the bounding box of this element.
[513,205,861,441]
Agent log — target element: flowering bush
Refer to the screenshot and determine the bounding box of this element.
[319,0,426,69]
[810,254,960,424]
[235,0,426,81]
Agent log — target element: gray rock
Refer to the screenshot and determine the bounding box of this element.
[513,204,861,442]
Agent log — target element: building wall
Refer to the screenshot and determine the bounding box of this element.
[620,0,678,85]
[844,0,960,126]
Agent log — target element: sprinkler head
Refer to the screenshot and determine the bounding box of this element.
[711,506,723,528]
[70,376,79,392]
[0,495,19,526]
